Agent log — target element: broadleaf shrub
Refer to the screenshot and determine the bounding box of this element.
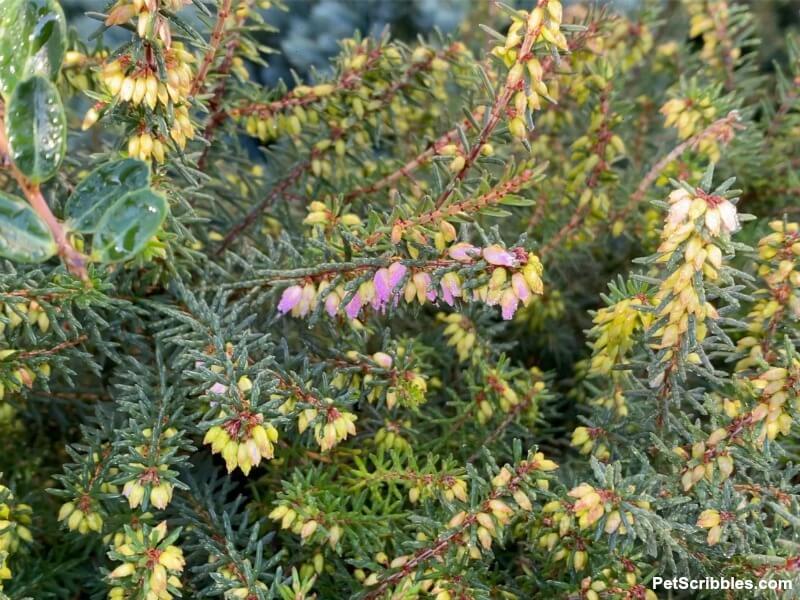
[0,0,799,598]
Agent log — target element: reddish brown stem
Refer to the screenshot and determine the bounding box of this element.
[431,1,550,211]
[231,44,387,119]
[342,22,596,208]
[611,110,743,224]
[216,45,458,247]
[197,3,251,171]
[363,458,544,599]
[765,76,799,140]
[190,0,234,97]
[368,168,537,246]
[216,160,311,253]
[17,335,88,359]
[342,108,485,204]
[469,388,537,462]
[712,6,737,91]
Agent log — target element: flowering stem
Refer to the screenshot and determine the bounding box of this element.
[713,7,737,91]
[189,0,233,97]
[765,79,799,139]
[468,388,537,462]
[432,0,549,211]
[217,47,461,249]
[17,335,88,359]
[231,43,392,120]
[342,108,485,204]
[217,256,467,290]
[343,23,596,208]
[363,459,541,599]
[613,110,743,224]
[370,169,538,246]
[197,2,252,171]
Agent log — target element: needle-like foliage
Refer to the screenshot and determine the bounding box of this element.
[0,0,799,599]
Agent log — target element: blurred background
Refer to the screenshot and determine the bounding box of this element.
[63,0,800,85]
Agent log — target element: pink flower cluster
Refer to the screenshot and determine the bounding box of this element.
[277,244,544,321]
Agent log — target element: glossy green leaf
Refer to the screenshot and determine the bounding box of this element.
[499,194,537,207]
[65,158,151,233]
[0,190,56,262]
[479,206,513,218]
[92,189,167,263]
[5,75,66,183]
[0,0,67,99]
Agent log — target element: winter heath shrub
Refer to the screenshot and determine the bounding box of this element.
[0,0,799,598]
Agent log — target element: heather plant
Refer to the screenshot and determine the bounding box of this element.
[0,0,799,598]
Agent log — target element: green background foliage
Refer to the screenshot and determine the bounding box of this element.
[0,0,799,599]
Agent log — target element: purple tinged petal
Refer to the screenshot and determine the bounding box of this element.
[512,272,531,305]
[412,272,430,304]
[277,285,303,314]
[373,268,391,309]
[325,293,340,317]
[345,292,363,319]
[387,262,407,289]
[667,189,691,205]
[448,243,479,262]
[297,284,317,317]
[667,197,691,225]
[440,273,462,306]
[705,209,721,236]
[209,382,227,395]
[483,244,516,266]
[372,352,393,369]
[500,289,519,320]
[441,283,455,306]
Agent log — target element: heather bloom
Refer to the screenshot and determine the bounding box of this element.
[440,272,462,306]
[449,242,479,262]
[411,271,436,304]
[373,268,392,310]
[345,292,363,319]
[652,184,739,362]
[667,189,692,225]
[122,480,145,508]
[371,264,407,311]
[276,246,542,322]
[511,272,532,306]
[388,261,407,288]
[486,268,508,304]
[296,283,317,317]
[483,244,518,266]
[314,408,357,452]
[697,509,724,545]
[372,352,393,369]
[209,382,227,395]
[277,285,303,314]
[500,288,519,320]
[324,290,341,316]
[666,188,739,237]
[705,197,739,236]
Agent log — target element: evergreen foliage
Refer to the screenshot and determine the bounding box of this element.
[0,0,799,598]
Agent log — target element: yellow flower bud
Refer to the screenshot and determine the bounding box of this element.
[508,116,526,139]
